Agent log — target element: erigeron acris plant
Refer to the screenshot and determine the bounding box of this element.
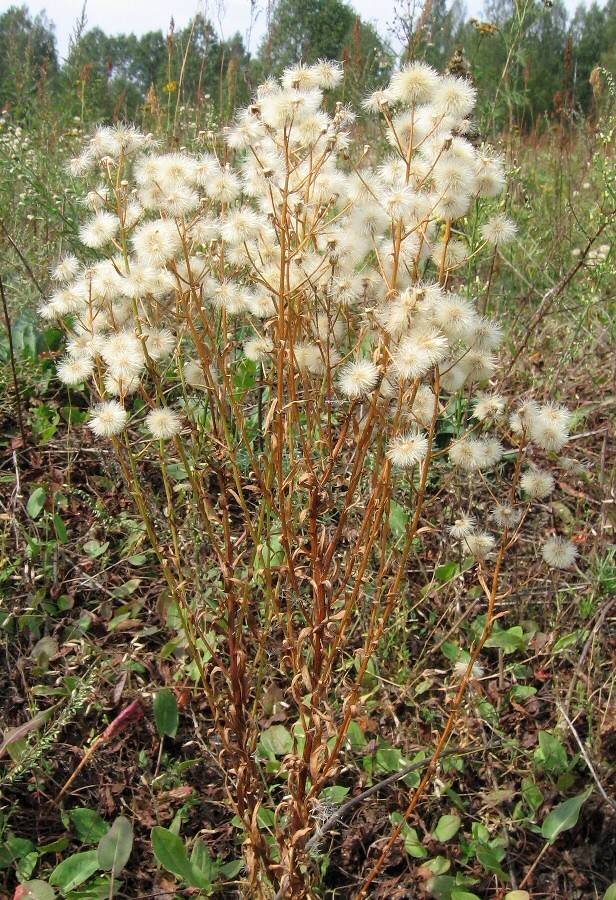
[44,60,578,897]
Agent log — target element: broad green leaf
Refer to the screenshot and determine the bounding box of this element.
[402,825,427,858]
[0,837,36,867]
[522,779,543,813]
[541,787,592,843]
[484,626,527,654]
[426,856,451,875]
[553,631,580,652]
[535,731,567,774]
[97,816,133,875]
[345,720,366,751]
[49,850,99,893]
[375,747,403,773]
[509,685,537,703]
[68,809,110,844]
[13,881,56,900]
[428,875,456,899]
[63,874,121,898]
[391,813,428,859]
[221,859,243,878]
[604,886,616,900]
[83,540,109,559]
[153,689,179,739]
[451,892,481,900]
[27,487,47,519]
[389,501,409,537]
[17,851,39,881]
[259,725,293,756]
[320,785,350,804]
[151,827,210,889]
[476,843,507,878]
[435,561,458,583]
[433,814,461,842]
[505,892,531,900]
[190,839,213,882]
[53,514,68,544]
[111,579,141,599]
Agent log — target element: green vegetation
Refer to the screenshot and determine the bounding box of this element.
[0,1,614,899]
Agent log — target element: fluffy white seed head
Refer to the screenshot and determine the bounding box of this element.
[244,335,273,362]
[473,393,505,421]
[464,531,496,559]
[480,214,517,246]
[89,400,128,437]
[449,514,476,539]
[57,355,94,386]
[491,505,522,529]
[132,219,182,265]
[387,431,429,468]
[520,468,555,499]
[541,536,578,568]
[146,407,182,440]
[389,62,439,104]
[79,212,119,248]
[338,359,380,398]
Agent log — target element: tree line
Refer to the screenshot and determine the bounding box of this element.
[0,0,614,130]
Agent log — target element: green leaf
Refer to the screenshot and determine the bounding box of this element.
[534,731,568,774]
[83,540,109,559]
[111,579,141,599]
[451,892,481,900]
[426,856,450,875]
[97,816,133,875]
[476,843,507,878]
[389,501,409,537]
[484,626,527,654]
[522,779,543,814]
[68,809,110,844]
[190,839,213,882]
[435,561,458,583]
[153,689,179,739]
[13,881,56,900]
[151,827,210,890]
[504,892,531,900]
[402,825,427,858]
[259,725,293,756]
[17,851,39,881]
[63,874,121,898]
[221,859,243,878]
[603,886,616,900]
[553,631,580,652]
[53,514,68,544]
[541,787,592,843]
[509,685,537,703]
[433,814,461,842]
[0,837,36,867]
[428,875,456,899]
[320,785,350,804]
[27,487,47,519]
[345,720,366,751]
[49,850,99,893]
[375,747,403,773]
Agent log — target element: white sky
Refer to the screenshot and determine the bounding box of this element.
[3,0,585,61]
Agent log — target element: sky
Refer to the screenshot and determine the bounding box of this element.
[2,0,586,61]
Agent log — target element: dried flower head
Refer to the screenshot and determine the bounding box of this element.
[387,432,429,468]
[146,407,182,440]
[89,400,128,437]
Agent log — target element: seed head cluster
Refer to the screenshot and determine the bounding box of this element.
[45,62,577,573]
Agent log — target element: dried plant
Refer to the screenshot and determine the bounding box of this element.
[43,60,579,897]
